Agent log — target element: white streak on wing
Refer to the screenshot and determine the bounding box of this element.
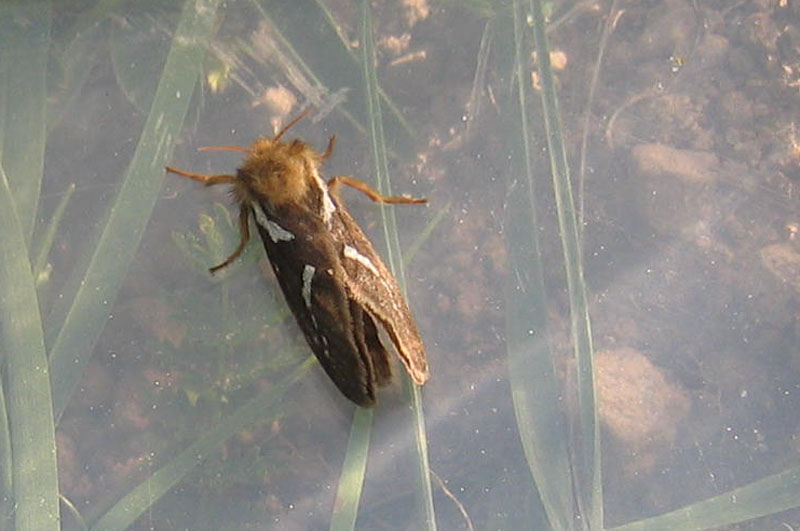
[309,167,336,225]
[253,203,294,242]
[301,265,328,358]
[302,265,315,310]
[321,190,336,225]
[343,245,380,276]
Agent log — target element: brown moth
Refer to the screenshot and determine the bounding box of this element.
[166,111,429,407]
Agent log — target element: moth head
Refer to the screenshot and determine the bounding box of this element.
[196,109,323,209]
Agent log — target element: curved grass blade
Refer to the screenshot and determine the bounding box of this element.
[330,408,373,531]
[0,1,50,244]
[89,358,314,531]
[48,0,220,422]
[0,163,60,530]
[529,0,601,526]
[611,464,800,531]
[503,0,574,528]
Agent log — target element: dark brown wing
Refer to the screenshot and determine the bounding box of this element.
[328,195,429,386]
[252,200,384,406]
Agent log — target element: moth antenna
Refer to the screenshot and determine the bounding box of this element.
[274,107,313,142]
[198,145,251,153]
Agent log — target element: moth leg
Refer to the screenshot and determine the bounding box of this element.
[321,135,337,161]
[209,204,251,274]
[327,176,427,204]
[166,166,237,187]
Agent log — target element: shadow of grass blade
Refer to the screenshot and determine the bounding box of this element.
[0,164,60,530]
[47,0,221,422]
[529,0,601,527]
[611,464,800,531]
[0,1,50,245]
[89,358,314,531]
[331,408,373,531]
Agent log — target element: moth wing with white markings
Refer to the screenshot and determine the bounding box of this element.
[253,200,392,406]
[328,193,429,387]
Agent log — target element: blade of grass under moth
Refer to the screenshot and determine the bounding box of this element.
[32,182,76,284]
[89,357,314,531]
[360,2,436,529]
[611,464,800,531]
[48,0,220,422]
[0,1,50,245]
[0,164,60,530]
[529,0,601,527]
[330,408,373,531]
[503,0,574,528]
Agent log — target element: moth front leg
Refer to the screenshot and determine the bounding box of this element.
[327,176,427,205]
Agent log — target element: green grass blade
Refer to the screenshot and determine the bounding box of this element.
[330,408,373,531]
[48,0,220,422]
[357,2,435,528]
[404,202,450,266]
[503,1,573,528]
[312,0,414,139]
[611,464,800,531]
[89,358,314,531]
[0,1,51,244]
[0,163,60,530]
[32,182,76,283]
[529,0,601,526]
[0,342,12,527]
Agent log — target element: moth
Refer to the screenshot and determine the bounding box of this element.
[166,111,429,407]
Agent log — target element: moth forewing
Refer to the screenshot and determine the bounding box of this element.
[330,198,429,386]
[167,111,428,407]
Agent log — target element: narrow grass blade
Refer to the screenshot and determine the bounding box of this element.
[577,1,620,240]
[404,202,450,266]
[48,0,220,422]
[358,2,435,528]
[503,0,573,528]
[89,358,314,531]
[312,0,414,139]
[32,182,76,283]
[612,464,800,531]
[0,164,60,530]
[0,356,12,527]
[330,408,373,531]
[529,0,601,526]
[0,1,51,244]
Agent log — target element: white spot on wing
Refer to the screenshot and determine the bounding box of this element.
[343,245,380,276]
[302,265,315,310]
[253,203,294,242]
